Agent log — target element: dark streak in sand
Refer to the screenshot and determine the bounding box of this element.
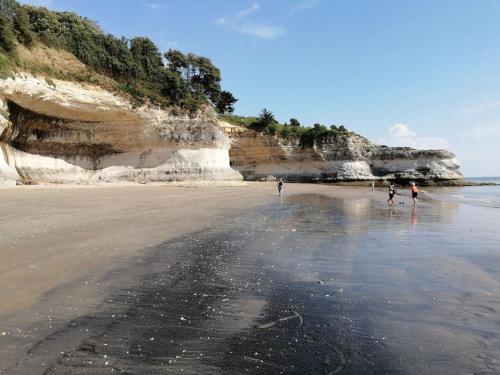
[3,195,390,374]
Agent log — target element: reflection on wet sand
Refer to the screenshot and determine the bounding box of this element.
[273,193,500,373]
[411,206,417,226]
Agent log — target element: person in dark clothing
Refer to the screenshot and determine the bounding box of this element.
[277,178,284,196]
[388,182,396,204]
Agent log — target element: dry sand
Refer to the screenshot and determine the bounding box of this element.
[0,183,393,317]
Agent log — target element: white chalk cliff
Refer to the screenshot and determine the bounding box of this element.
[221,122,462,184]
[0,75,242,185]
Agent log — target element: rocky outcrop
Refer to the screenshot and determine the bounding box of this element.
[0,75,242,185]
[221,122,462,184]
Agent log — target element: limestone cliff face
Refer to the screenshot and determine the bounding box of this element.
[221,122,462,184]
[0,75,241,185]
[0,74,463,186]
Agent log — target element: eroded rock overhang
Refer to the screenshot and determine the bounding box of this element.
[0,75,242,185]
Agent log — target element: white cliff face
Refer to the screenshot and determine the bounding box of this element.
[369,156,462,181]
[92,148,237,183]
[0,97,8,135]
[1,143,92,184]
[0,98,19,185]
[222,122,463,183]
[0,75,241,185]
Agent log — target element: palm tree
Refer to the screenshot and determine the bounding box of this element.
[256,108,276,129]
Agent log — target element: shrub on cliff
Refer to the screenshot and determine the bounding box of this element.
[299,123,351,147]
[289,118,300,127]
[0,0,17,20]
[0,15,15,53]
[13,6,33,46]
[219,112,354,147]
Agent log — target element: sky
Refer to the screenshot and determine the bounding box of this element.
[20,0,500,177]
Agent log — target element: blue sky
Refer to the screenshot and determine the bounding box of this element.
[21,0,500,176]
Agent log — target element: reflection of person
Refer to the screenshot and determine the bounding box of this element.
[411,206,417,226]
[388,182,396,204]
[277,178,284,196]
[411,182,418,205]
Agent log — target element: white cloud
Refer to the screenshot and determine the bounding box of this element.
[459,126,500,138]
[159,40,178,48]
[215,17,226,25]
[389,123,416,137]
[215,3,286,40]
[238,3,260,17]
[143,3,166,9]
[380,123,450,150]
[238,23,286,40]
[290,0,319,14]
[460,99,500,115]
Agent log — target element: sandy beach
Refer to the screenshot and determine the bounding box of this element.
[1,183,499,374]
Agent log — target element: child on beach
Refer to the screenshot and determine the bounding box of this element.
[388,182,396,204]
[411,182,418,205]
[277,178,284,196]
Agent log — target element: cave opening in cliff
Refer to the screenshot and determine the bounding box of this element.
[3,99,118,170]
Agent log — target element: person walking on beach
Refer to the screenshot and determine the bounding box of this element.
[388,182,396,204]
[371,181,375,190]
[277,178,284,196]
[411,182,418,205]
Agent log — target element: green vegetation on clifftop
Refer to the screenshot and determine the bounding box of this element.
[220,109,354,148]
[0,0,237,112]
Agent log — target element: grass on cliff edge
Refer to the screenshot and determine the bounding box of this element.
[0,51,15,79]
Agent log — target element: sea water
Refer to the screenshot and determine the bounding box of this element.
[425,177,500,208]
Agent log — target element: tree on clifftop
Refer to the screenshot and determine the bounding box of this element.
[165,48,237,110]
[254,108,277,130]
[289,118,300,127]
[165,49,189,72]
[130,37,164,81]
[215,90,237,114]
[188,54,221,103]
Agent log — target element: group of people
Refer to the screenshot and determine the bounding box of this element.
[276,177,419,205]
[387,181,419,205]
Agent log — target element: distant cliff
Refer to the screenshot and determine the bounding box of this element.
[221,121,462,185]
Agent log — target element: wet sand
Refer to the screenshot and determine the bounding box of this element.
[1,183,499,374]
